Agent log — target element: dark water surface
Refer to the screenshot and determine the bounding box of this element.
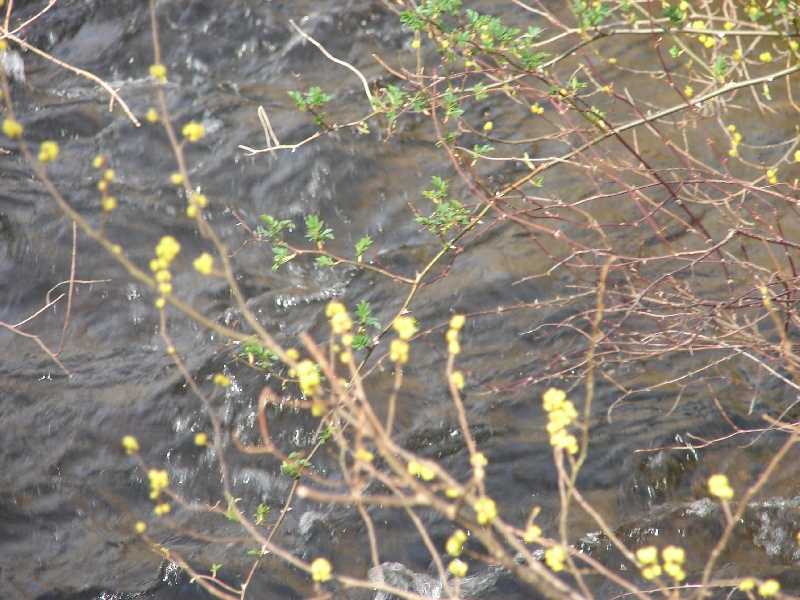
[2,1,800,599]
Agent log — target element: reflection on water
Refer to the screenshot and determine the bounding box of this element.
[2,1,800,599]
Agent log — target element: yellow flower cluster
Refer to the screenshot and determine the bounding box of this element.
[542,388,579,455]
[148,468,170,515]
[766,168,778,185]
[121,435,140,455]
[150,236,180,306]
[758,580,781,597]
[38,140,59,163]
[408,459,436,481]
[445,529,467,556]
[310,557,332,582]
[544,546,566,572]
[149,63,167,83]
[636,545,686,581]
[446,314,465,355]
[295,359,320,397]
[213,373,231,387]
[708,473,734,500]
[727,124,743,157]
[92,157,118,211]
[390,315,417,364]
[182,121,205,142]
[470,451,487,482]
[186,191,207,218]
[473,495,497,525]
[326,302,352,334]
[1,118,23,139]
[193,252,214,275]
[448,558,468,577]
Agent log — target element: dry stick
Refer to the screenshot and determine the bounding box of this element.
[54,221,77,356]
[288,19,374,104]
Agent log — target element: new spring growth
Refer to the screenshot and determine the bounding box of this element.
[708,473,734,500]
[445,529,468,557]
[310,557,332,582]
[38,141,59,163]
[326,302,352,335]
[542,388,579,455]
[121,435,140,455]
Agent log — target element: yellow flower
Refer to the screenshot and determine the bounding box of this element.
[103,169,115,181]
[145,107,159,123]
[2,118,23,139]
[445,530,467,556]
[393,315,418,340]
[758,580,780,597]
[101,197,117,212]
[193,252,214,275]
[470,452,488,469]
[663,562,685,580]
[759,51,773,63]
[523,525,542,543]
[732,48,742,62]
[544,546,565,571]
[708,473,734,500]
[542,388,566,411]
[766,168,778,185]
[194,432,208,446]
[310,557,332,582]
[411,39,420,49]
[690,20,706,30]
[148,469,169,498]
[684,85,694,98]
[189,192,207,208]
[121,435,140,454]
[450,314,466,330]
[636,545,659,565]
[642,564,662,579]
[92,155,106,169]
[473,496,497,525]
[662,545,685,564]
[739,579,755,591]
[170,172,183,185]
[155,236,181,262]
[38,140,59,163]
[135,521,147,534]
[149,63,167,82]
[450,370,465,389]
[448,559,468,577]
[794,150,800,162]
[390,338,409,364]
[724,21,735,31]
[154,502,170,515]
[182,121,205,142]
[482,121,493,132]
[296,360,320,395]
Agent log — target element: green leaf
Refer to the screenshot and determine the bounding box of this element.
[271,246,292,270]
[305,215,334,247]
[355,236,373,260]
[315,256,336,267]
[226,497,242,521]
[356,300,381,329]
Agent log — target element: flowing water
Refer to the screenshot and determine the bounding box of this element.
[2,1,800,599]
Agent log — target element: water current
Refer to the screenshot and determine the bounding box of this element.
[2,1,800,599]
